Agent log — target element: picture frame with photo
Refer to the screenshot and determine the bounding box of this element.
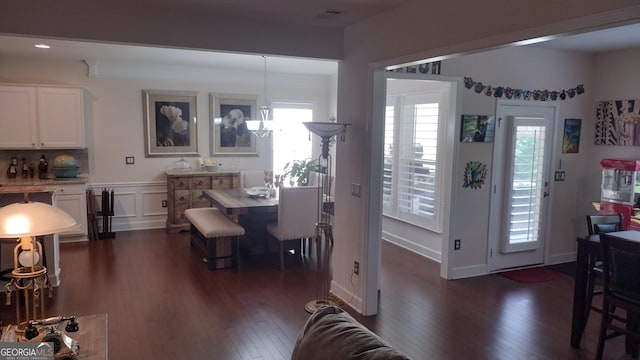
[460,114,495,143]
[210,93,258,156]
[562,118,582,153]
[142,89,199,157]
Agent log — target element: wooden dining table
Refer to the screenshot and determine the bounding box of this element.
[202,188,279,216]
[202,188,334,216]
[202,188,279,255]
[571,230,640,352]
[202,188,334,256]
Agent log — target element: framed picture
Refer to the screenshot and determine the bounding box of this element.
[210,93,258,156]
[142,89,198,157]
[460,115,495,143]
[562,118,582,153]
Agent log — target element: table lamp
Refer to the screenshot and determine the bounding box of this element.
[0,194,77,322]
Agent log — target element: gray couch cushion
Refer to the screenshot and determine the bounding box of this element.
[291,305,411,360]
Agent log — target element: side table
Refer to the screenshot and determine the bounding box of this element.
[1,313,107,359]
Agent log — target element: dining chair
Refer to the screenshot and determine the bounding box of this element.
[306,171,334,252]
[266,186,321,270]
[584,214,624,332]
[241,170,266,189]
[309,171,334,197]
[596,232,640,360]
[587,213,624,236]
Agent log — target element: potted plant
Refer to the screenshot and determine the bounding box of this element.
[282,159,322,186]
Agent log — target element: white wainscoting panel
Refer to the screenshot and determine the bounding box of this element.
[143,190,168,217]
[89,181,167,234]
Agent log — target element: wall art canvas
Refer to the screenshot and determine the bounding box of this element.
[211,93,257,156]
[463,161,488,189]
[595,99,640,146]
[562,118,582,153]
[142,90,198,157]
[460,115,495,143]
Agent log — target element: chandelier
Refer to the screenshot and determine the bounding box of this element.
[246,56,273,137]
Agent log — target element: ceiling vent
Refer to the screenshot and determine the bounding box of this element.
[315,9,346,20]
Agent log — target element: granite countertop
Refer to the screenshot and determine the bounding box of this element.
[0,175,89,188]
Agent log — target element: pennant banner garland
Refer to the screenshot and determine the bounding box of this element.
[464,77,584,101]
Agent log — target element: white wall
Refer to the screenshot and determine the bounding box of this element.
[443,46,594,274]
[337,1,640,315]
[584,48,640,220]
[379,45,595,275]
[0,55,335,231]
[1,0,639,316]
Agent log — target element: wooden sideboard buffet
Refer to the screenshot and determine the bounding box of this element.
[165,171,240,233]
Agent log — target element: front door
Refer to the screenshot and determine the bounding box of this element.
[488,101,556,272]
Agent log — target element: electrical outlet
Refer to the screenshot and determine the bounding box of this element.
[353,261,359,275]
[454,239,461,250]
[161,200,168,208]
[125,156,135,165]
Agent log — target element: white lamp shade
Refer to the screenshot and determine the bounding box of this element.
[303,122,349,137]
[0,201,77,237]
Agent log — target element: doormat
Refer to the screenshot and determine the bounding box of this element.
[499,267,564,283]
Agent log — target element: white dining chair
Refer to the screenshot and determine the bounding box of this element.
[241,170,266,189]
[267,186,321,270]
[309,171,334,196]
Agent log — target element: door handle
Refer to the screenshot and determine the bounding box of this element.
[543,191,550,198]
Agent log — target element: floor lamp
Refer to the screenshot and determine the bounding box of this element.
[0,193,77,323]
[303,121,349,314]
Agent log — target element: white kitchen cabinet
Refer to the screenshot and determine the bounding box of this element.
[0,85,85,149]
[0,86,38,148]
[50,184,88,242]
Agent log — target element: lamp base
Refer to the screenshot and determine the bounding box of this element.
[304,297,340,314]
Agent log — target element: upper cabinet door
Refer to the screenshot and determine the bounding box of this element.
[37,87,85,148]
[0,86,39,148]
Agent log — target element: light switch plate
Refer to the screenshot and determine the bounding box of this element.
[351,183,361,197]
[125,156,135,165]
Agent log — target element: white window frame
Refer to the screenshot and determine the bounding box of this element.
[383,89,448,233]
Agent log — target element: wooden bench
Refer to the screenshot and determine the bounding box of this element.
[184,208,245,270]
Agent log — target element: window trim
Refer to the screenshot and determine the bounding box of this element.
[383,86,450,233]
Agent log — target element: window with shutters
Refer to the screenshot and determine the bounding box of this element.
[383,91,444,232]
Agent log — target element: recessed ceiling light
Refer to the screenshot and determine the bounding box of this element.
[34,44,50,49]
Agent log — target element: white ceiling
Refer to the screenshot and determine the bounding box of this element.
[532,23,640,53]
[0,35,340,76]
[1,15,639,76]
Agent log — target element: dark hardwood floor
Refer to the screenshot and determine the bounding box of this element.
[0,229,630,359]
